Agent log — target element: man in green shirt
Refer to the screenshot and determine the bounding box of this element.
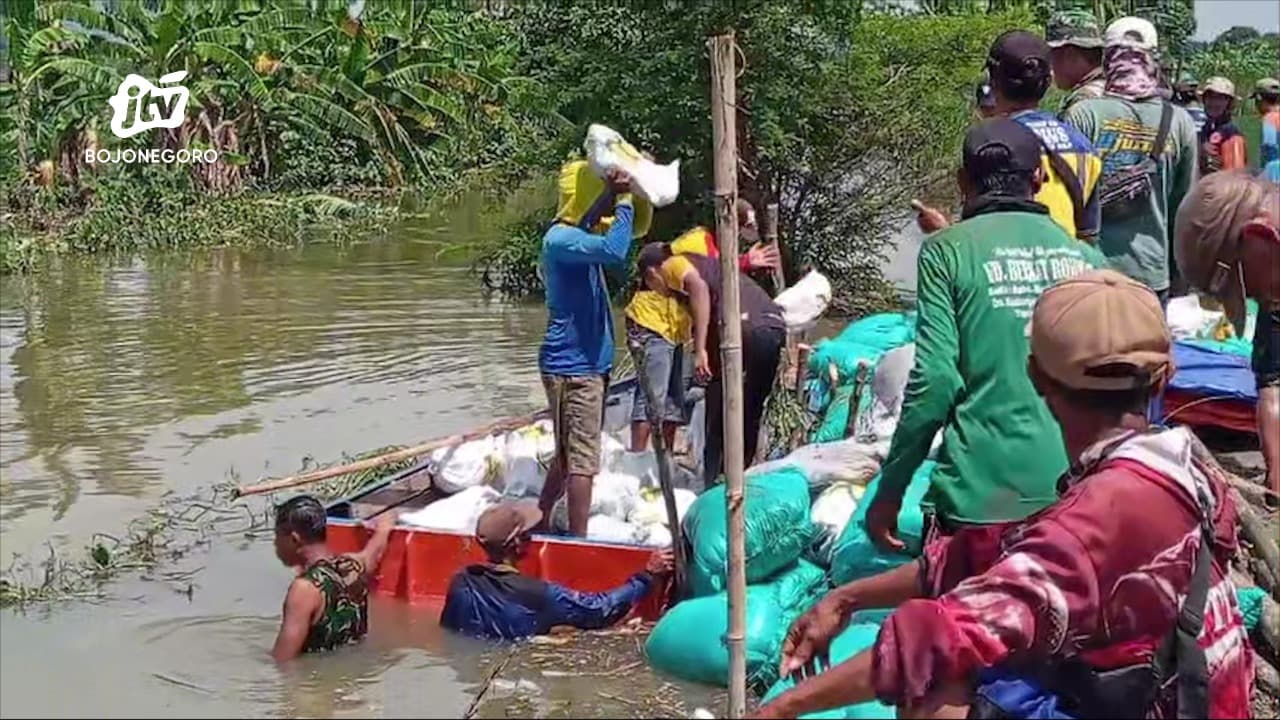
[1062,17,1198,305]
[866,119,1103,551]
[1046,10,1105,116]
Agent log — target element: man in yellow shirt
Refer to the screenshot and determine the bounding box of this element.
[624,200,778,452]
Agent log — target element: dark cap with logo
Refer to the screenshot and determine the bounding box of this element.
[987,30,1052,98]
[963,118,1043,179]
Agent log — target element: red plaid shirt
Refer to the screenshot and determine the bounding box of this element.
[872,427,1254,718]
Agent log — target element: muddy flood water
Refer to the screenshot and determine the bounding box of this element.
[0,218,723,717]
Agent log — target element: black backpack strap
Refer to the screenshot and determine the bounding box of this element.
[1043,148,1089,240]
[1151,485,1214,719]
[1150,101,1174,161]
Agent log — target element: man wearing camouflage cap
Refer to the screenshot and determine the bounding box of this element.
[1046,9,1105,115]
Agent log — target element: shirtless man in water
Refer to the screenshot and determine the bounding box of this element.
[271,496,396,662]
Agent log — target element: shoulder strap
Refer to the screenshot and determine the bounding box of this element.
[1150,101,1174,161]
[1150,481,1214,719]
[1043,148,1088,239]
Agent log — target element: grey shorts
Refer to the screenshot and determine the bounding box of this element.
[627,323,689,425]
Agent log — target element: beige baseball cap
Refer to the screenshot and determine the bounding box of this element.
[1202,76,1236,98]
[1030,269,1172,391]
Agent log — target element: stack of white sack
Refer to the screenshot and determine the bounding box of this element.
[550,471,642,533]
[399,486,502,533]
[550,472,696,547]
[775,270,833,332]
[852,343,943,461]
[630,486,698,547]
[500,420,557,500]
[584,124,680,207]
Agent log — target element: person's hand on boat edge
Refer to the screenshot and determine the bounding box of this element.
[645,548,675,577]
[365,510,398,535]
[911,199,951,233]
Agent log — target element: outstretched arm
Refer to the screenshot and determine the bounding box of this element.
[353,511,397,577]
[544,572,655,631]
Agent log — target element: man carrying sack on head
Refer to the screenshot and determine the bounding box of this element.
[537,160,649,537]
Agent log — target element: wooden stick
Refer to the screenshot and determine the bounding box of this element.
[710,29,747,720]
[764,203,785,293]
[234,410,547,497]
[628,341,688,601]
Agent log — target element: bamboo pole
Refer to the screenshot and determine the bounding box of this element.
[763,203,785,293]
[628,341,689,600]
[710,30,747,720]
[233,410,547,497]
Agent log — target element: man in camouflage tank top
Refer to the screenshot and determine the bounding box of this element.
[271,496,396,661]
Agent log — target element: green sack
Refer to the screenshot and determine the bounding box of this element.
[683,466,815,597]
[645,560,827,689]
[761,622,895,719]
[829,461,935,586]
[808,313,917,387]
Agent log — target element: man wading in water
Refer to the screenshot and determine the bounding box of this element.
[271,496,396,662]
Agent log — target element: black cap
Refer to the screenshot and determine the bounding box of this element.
[636,241,670,272]
[987,30,1051,100]
[963,118,1042,180]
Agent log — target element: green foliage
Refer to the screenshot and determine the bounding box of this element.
[483,3,1033,307]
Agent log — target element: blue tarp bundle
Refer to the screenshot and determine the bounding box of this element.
[1166,341,1258,403]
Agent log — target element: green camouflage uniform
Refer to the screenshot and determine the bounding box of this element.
[1046,10,1106,115]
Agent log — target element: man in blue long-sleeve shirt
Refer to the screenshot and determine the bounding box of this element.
[440,501,672,640]
[537,161,643,536]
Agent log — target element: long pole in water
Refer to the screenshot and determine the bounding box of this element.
[709,30,747,720]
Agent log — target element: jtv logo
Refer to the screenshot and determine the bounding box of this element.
[87,71,217,164]
[108,71,189,138]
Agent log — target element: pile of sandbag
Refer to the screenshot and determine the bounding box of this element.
[807,313,917,444]
[646,466,826,689]
[549,471,697,546]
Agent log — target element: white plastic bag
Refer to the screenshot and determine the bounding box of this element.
[598,433,627,476]
[432,435,506,494]
[809,481,866,565]
[636,522,673,547]
[584,124,680,207]
[399,486,501,533]
[608,449,659,487]
[550,472,642,529]
[630,487,698,527]
[502,423,557,499]
[1166,294,1223,340]
[775,270,833,331]
[586,514,641,545]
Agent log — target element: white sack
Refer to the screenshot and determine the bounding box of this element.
[1166,294,1223,341]
[502,422,556,499]
[636,522,673,547]
[809,481,866,564]
[746,438,880,493]
[775,270,833,331]
[584,124,680,207]
[550,472,643,529]
[586,514,642,545]
[629,487,698,527]
[399,485,501,533]
[432,435,506,494]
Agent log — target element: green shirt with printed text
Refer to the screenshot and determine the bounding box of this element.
[879,208,1105,524]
